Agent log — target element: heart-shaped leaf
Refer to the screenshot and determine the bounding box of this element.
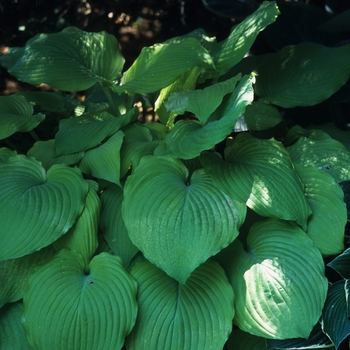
[0,155,89,260]
[22,250,138,350]
[295,164,346,256]
[55,107,138,155]
[0,27,125,91]
[220,219,328,339]
[122,155,246,284]
[52,181,100,268]
[78,131,124,185]
[0,94,45,140]
[201,133,311,229]
[0,301,33,349]
[100,184,139,268]
[126,259,234,350]
[327,248,350,279]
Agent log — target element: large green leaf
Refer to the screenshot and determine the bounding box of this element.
[0,94,45,140]
[0,155,88,260]
[212,1,279,76]
[0,246,55,307]
[0,27,125,91]
[221,219,328,339]
[122,155,246,284]
[114,37,215,94]
[165,73,254,159]
[22,249,138,350]
[55,107,138,155]
[27,139,84,170]
[295,164,346,256]
[322,280,350,349]
[255,42,350,108]
[100,184,139,268]
[18,91,66,113]
[126,259,234,350]
[201,133,311,229]
[164,74,241,125]
[78,131,124,185]
[286,127,350,183]
[52,181,100,268]
[0,301,33,349]
[0,147,17,163]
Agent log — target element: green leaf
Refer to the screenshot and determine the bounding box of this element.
[255,43,350,108]
[165,73,254,159]
[122,155,246,284]
[213,1,280,76]
[0,155,88,260]
[201,133,311,229]
[100,184,139,268]
[52,181,100,268]
[55,107,138,155]
[79,131,124,185]
[244,101,283,131]
[0,94,45,140]
[0,147,17,163]
[120,123,160,179]
[126,259,234,350]
[327,248,350,279]
[0,246,55,307]
[295,164,346,256]
[155,66,202,126]
[17,91,66,112]
[27,139,84,170]
[286,127,350,183]
[0,27,125,91]
[22,250,138,350]
[227,328,266,350]
[114,37,215,94]
[164,74,241,125]
[322,280,350,349]
[222,219,328,339]
[0,301,33,349]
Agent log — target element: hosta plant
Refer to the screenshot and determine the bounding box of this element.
[1,1,350,349]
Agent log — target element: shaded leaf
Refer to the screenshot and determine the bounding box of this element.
[126,259,234,350]
[0,94,45,140]
[0,27,125,91]
[100,184,139,268]
[227,328,266,350]
[122,155,246,284]
[255,43,350,108]
[201,133,311,229]
[328,248,350,280]
[221,219,328,339]
[22,250,138,350]
[0,155,88,260]
[322,280,350,350]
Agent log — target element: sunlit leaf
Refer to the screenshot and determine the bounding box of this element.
[221,219,328,339]
[122,155,246,284]
[201,133,311,229]
[126,259,234,350]
[100,184,139,268]
[0,94,45,140]
[0,27,125,91]
[0,155,88,260]
[114,37,215,94]
[22,250,138,350]
[295,164,346,256]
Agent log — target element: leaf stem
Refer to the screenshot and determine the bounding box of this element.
[29,129,40,142]
[101,84,121,117]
